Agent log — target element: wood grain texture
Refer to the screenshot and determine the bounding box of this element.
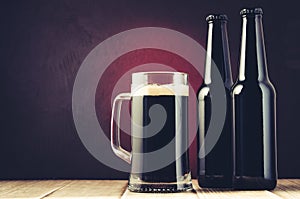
[0,180,69,199]
[0,179,299,198]
[45,180,127,198]
[271,179,300,199]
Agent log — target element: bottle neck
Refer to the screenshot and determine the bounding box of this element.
[238,14,269,82]
[204,20,233,89]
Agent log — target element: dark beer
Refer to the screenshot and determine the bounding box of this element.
[111,72,191,192]
[197,14,233,188]
[232,8,277,190]
[130,94,190,191]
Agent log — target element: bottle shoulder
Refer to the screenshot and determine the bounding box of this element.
[197,83,231,100]
[231,79,276,96]
[232,79,275,88]
[197,85,210,100]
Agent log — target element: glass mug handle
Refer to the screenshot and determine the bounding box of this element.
[110,93,131,164]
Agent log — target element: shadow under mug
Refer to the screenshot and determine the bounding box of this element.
[111,71,192,192]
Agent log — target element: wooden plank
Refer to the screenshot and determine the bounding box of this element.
[121,182,199,199]
[45,180,127,198]
[0,180,70,199]
[193,180,282,199]
[271,179,300,199]
[0,179,299,198]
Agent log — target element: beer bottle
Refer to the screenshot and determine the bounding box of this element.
[198,14,233,188]
[231,8,277,190]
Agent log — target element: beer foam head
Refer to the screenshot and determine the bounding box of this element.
[131,71,189,96]
[132,84,188,96]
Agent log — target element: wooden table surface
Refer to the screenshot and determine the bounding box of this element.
[0,179,299,199]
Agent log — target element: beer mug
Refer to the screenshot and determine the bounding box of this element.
[111,71,192,192]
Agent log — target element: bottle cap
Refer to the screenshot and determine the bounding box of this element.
[206,14,228,22]
[240,8,263,16]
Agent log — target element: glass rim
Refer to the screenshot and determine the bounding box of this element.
[132,71,187,76]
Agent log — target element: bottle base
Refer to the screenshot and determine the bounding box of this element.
[234,176,277,190]
[198,175,233,188]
